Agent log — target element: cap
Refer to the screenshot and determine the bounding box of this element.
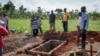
[0,21,5,25]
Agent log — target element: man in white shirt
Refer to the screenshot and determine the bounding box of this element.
[78,6,89,49]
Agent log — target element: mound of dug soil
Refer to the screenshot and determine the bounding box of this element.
[43,31,100,55]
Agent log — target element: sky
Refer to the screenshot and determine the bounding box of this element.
[0,0,100,12]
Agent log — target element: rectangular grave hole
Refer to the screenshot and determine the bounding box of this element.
[34,40,62,52]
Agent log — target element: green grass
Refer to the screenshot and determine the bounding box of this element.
[9,19,100,33]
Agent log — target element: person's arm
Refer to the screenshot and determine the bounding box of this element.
[83,20,87,30]
[1,26,9,36]
[83,13,89,30]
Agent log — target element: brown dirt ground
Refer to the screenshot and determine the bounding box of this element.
[3,31,100,56]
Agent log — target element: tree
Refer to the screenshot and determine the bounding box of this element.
[55,8,63,19]
[0,3,1,8]
[3,0,15,16]
[92,11,100,20]
[74,9,79,19]
[19,5,23,12]
[69,10,75,19]
[46,11,50,16]
[18,5,27,18]
[37,7,42,15]
[19,5,26,13]
[55,8,63,14]
[0,3,4,17]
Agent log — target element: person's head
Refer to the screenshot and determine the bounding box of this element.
[79,12,82,16]
[64,8,67,12]
[51,10,53,14]
[81,6,86,12]
[0,21,6,27]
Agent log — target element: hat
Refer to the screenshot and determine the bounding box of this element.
[0,21,5,25]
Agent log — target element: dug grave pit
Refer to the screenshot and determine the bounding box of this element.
[27,40,66,56]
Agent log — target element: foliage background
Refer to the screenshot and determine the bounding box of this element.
[0,0,100,33]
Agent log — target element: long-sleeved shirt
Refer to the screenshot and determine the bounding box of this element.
[78,12,89,30]
[0,25,9,46]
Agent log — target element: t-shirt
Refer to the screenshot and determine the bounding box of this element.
[31,19,38,29]
[78,12,89,30]
[49,13,56,23]
[2,16,8,26]
[62,12,69,21]
[0,25,9,46]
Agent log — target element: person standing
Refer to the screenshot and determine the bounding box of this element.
[49,10,56,31]
[62,8,69,32]
[37,16,43,34]
[2,14,9,31]
[0,21,9,56]
[31,15,39,37]
[78,6,89,49]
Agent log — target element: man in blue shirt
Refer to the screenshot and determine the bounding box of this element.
[78,6,89,49]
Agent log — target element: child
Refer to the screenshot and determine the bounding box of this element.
[31,15,39,37]
[0,21,9,56]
